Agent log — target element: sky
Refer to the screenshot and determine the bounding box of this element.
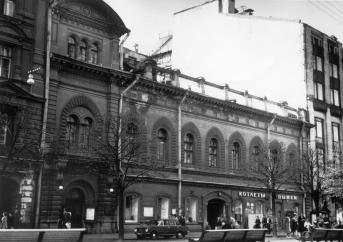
[105,0,343,55]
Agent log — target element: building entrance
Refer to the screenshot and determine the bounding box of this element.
[0,176,19,214]
[207,198,225,229]
[65,188,85,228]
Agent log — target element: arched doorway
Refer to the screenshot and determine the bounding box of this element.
[207,198,226,229]
[0,176,19,214]
[65,188,85,228]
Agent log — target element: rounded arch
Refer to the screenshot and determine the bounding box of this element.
[58,0,129,37]
[181,122,202,166]
[228,131,247,170]
[151,117,177,166]
[60,95,103,145]
[0,23,27,43]
[64,179,95,206]
[203,191,232,205]
[286,143,298,156]
[205,127,225,168]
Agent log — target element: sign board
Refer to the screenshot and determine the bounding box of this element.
[143,207,153,217]
[86,208,95,220]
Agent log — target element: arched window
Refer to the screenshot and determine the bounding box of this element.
[79,40,87,61]
[209,138,218,167]
[0,44,12,78]
[231,142,240,169]
[157,128,167,162]
[67,37,76,58]
[270,149,278,163]
[80,117,92,150]
[66,115,79,149]
[184,133,193,164]
[3,0,15,16]
[90,44,98,64]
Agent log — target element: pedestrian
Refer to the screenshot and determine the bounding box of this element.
[297,215,305,237]
[254,216,261,229]
[178,215,186,226]
[57,207,64,228]
[290,216,297,237]
[13,209,20,228]
[1,212,8,229]
[323,214,330,228]
[63,208,72,229]
[304,218,312,231]
[267,217,272,233]
[262,215,267,229]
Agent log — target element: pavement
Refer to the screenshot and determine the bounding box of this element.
[83,232,300,242]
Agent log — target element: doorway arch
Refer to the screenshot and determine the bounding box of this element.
[207,198,226,229]
[0,176,20,214]
[64,180,95,228]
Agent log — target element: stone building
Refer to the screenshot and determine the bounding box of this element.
[0,0,311,233]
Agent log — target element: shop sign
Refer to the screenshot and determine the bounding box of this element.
[277,194,298,200]
[238,191,266,198]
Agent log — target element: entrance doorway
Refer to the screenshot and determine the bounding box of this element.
[65,188,85,228]
[0,176,19,214]
[207,198,226,229]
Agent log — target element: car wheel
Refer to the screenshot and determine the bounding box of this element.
[137,235,143,240]
[151,231,158,240]
[176,231,184,239]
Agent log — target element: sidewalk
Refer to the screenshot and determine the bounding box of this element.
[83,232,299,242]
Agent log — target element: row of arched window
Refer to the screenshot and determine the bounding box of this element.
[67,36,99,64]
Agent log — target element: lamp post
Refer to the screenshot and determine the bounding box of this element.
[26,67,41,91]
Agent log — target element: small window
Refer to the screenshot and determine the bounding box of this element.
[315,118,324,143]
[90,44,98,64]
[67,37,76,58]
[0,44,12,78]
[209,138,218,167]
[332,122,340,144]
[79,40,87,61]
[231,142,240,169]
[157,129,168,162]
[184,133,193,164]
[330,63,338,78]
[314,56,323,72]
[3,0,15,16]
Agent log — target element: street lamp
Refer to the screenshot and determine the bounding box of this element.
[26,67,41,85]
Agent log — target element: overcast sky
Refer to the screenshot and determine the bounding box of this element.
[105,0,343,54]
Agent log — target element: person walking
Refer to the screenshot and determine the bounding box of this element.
[254,216,261,229]
[1,212,8,229]
[290,215,297,237]
[7,212,14,229]
[285,216,291,238]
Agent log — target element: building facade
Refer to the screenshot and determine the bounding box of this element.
[0,0,311,234]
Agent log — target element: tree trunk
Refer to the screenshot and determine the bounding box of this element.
[271,191,278,237]
[118,190,125,242]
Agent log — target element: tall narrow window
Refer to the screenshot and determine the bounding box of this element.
[330,63,338,79]
[314,56,323,72]
[127,122,138,157]
[314,82,324,101]
[252,144,260,169]
[185,198,197,223]
[79,40,87,61]
[157,129,167,162]
[0,45,12,78]
[332,122,340,161]
[209,138,218,167]
[315,118,324,143]
[90,44,98,64]
[80,117,92,150]
[3,0,15,16]
[231,142,240,169]
[0,113,8,145]
[270,149,278,163]
[66,115,79,149]
[125,195,138,222]
[184,133,193,164]
[67,37,76,58]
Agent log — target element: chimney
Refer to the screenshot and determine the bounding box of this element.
[218,0,236,14]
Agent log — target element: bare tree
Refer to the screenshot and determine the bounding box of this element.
[295,146,326,216]
[248,143,294,237]
[87,117,164,242]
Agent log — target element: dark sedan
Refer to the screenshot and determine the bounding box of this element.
[134,218,188,239]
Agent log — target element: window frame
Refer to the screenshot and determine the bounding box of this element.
[3,0,15,16]
[314,82,324,101]
[330,88,340,107]
[231,142,240,170]
[315,117,324,143]
[208,138,218,167]
[0,44,12,78]
[314,55,323,72]
[67,37,76,58]
[184,133,194,164]
[79,40,87,62]
[125,195,139,223]
[157,128,168,162]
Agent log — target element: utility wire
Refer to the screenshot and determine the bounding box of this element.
[319,0,343,20]
[308,0,343,26]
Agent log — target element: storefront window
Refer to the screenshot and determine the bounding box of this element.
[185,197,197,222]
[233,200,242,223]
[125,195,138,222]
[246,202,255,214]
[255,201,263,214]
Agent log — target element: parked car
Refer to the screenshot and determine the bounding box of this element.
[134,218,188,239]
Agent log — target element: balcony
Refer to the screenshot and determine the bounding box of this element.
[313,99,327,113]
[330,105,343,117]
